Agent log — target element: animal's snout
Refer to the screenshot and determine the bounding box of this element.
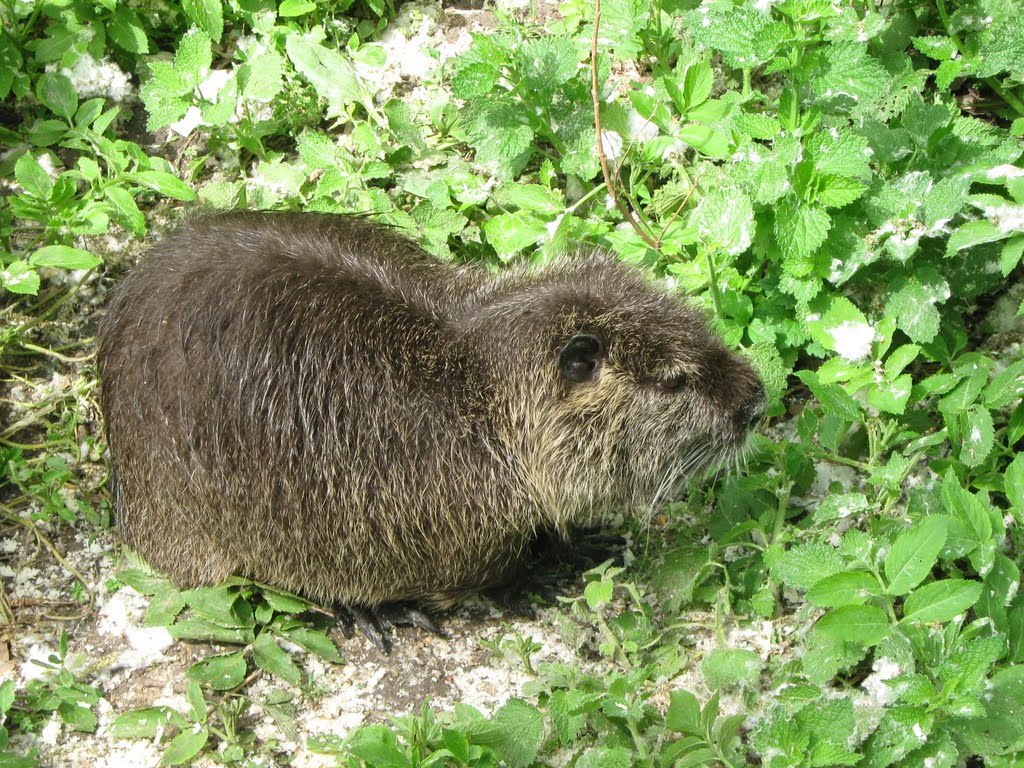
[736,380,767,431]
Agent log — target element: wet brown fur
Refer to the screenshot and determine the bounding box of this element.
[98,211,763,610]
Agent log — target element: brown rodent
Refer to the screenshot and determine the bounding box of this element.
[98,211,764,615]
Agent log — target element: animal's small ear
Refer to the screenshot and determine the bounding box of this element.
[559,334,604,383]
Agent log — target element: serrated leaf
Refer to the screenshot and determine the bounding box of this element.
[946,219,1007,256]
[286,33,372,119]
[885,518,948,596]
[347,725,411,768]
[15,153,53,199]
[795,370,862,421]
[451,62,496,99]
[468,699,544,768]
[701,648,761,689]
[29,245,101,270]
[815,605,890,646]
[167,619,253,644]
[984,359,1024,408]
[36,73,77,121]
[807,571,878,607]
[901,579,982,624]
[912,36,958,61]
[183,0,223,41]
[886,272,949,344]
[775,199,831,261]
[109,6,149,54]
[772,541,846,591]
[813,492,869,523]
[240,51,284,102]
[483,212,546,259]
[175,29,212,89]
[695,187,754,255]
[816,175,866,208]
[282,627,344,664]
[252,632,302,685]
[144,584,186,626]
[518,37,578,94]
[666,689,701,734]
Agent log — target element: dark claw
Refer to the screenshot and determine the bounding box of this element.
[338,603,444,653]
[332,604,356,638]
[376,604,445,637]
[350,606,392,654]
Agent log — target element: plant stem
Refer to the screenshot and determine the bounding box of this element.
[704,247,723,318]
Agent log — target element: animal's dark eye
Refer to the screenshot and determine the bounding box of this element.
[656,374,687,392]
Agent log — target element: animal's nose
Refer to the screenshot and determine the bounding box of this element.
[736,381,766,430]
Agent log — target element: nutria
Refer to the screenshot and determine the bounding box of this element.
[98,211,764,645]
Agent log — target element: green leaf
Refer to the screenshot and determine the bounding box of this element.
[775,199,831,262]
[795,370,862,421]
[984,359,1024,408]
[15,153,53,199]
[29,246,101,270]
[252,632,302,685]
[771,541,846,591]
[36,73,77,121]
[285,32,372,118]
[1007,454,1024,511]
[886,270,949,344]
[283,627,344,664]
[813,492,869,523]
[259,587,311,614]
[695,187,755,255]
[161,726,209,766]
[347,725,411,768]
[467,699,544,768]
[815,605,890,647]
[946,219,1007,256]
[2,264,40,296]
[167,619,253,644]
[677,123,730,157]
[901,580,982,624]
[816,176,866,209]
[1001,236,1024,276]
[577,747,632,768]
[144,584,186,626]
[518,37,578,94]
[183,0,223,41]
[105,185,146,236]
[126,171,197,201]
[913,35,957,60]
[701,648,761,689]
[111,707,187,739]
[666,689,701,734]
[108,6,149,54]
[451,62,496,99]
[186,652,247,690]
[175,28,212,89]
[239,51,284,102]
[807,571,878,607]
[959,406,994,468]
[483,212,546,259]
[884,518,948,596]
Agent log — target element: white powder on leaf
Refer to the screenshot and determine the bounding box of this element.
[829,321,875,362]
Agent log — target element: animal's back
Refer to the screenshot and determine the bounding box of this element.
[99,212,527,607]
